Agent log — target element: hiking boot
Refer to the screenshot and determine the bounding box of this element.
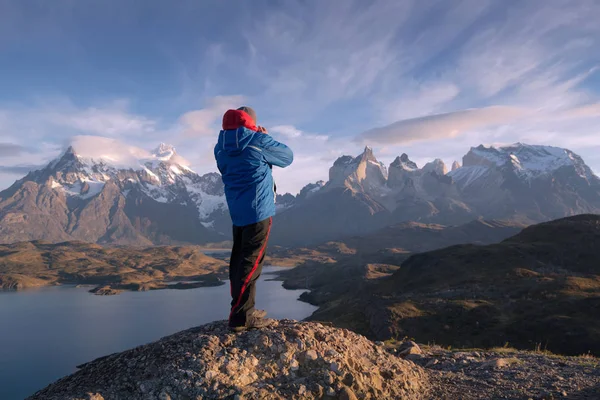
[253,309,267,319]
[229,315,271,333]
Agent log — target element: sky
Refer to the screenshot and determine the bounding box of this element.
[1,0,600,194]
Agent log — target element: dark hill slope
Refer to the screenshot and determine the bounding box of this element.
[286,215,600,356]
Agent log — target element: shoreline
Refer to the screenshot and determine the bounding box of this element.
[2,265,298,296]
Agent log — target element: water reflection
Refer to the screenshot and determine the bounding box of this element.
[0,266,314,400]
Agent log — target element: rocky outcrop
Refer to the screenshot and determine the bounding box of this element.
[29,320,428,400]
[328,146,388,194]
[421,159,447,176]
[387,154,419,189]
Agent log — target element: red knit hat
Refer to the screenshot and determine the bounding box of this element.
[237,106,257,124]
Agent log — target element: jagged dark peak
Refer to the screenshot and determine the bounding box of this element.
[390,153,418,171]
[333,147,381,168]
[46,145,84,173]
[301,180,325,191]
[200,172,221,182]
[63,145,77,157]
[298,180,325,200]
[333,155,355,167]
[57,145,78,162]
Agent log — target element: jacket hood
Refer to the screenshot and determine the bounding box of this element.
[219,109,259,155]
[223,109,257,131]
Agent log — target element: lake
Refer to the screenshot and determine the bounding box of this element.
[0,266,315,400]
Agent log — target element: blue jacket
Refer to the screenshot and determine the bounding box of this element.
[215,111,293,227]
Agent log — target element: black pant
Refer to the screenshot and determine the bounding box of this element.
[228,217,272,327]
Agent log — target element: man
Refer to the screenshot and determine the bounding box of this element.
[215,106,293,332]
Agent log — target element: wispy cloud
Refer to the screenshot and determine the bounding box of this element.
[0,164,40,175]
[239,1,415,120]
[47,107,156,137]
[270,125,328,141]
[560,103,600,119]
[0,143,27,157]
[179,95,245,137]
[357,106,529,145]
[0,100,159,141]
[1,1,600,192]
[270,125,303,139]
[379,82,461,123]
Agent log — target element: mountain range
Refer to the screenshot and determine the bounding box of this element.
[1,139,599,246]
[272,143,600,245]
[0,139,230,245]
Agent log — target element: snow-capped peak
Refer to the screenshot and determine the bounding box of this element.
[462,143,594,180]
[55,136,194,174]
[151,143,177,161]
[36,136,227,226]
[66,135,152,170]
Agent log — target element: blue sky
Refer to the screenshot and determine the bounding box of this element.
[1,0,600,193]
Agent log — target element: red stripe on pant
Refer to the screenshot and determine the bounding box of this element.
[229,217,272,322]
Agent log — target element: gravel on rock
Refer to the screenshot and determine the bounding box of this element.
[28,319,429,400]
[398,345,600,400]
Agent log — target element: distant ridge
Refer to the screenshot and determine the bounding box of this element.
[272,143,600,246]
[1,140,599,246]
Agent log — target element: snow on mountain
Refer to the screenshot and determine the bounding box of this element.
[447,165,491,189]
[4,138,599,246]
[388,154,419,189]
[63,180,106,199]
[39,137,227,225]
[152,143,176,160]
[390,154,419,172]
[468,143,590,176]
[182,173,226,220]
[450,143,598,189]
[68,135,152,170]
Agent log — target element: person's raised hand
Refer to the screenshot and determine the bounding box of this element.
[258,126,268,134]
